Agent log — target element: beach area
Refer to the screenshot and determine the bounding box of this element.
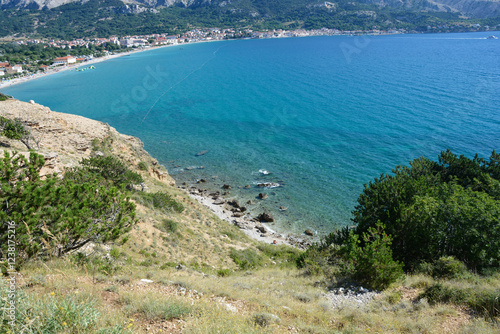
[0,44,176,90]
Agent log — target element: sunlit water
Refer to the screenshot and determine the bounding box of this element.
[4,32,500,235]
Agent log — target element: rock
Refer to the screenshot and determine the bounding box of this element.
[213,199,225,205]
[222,184,231,190]
[228,199,240,208]
[29,100,35,104]
[195,150,209,156]
[233,212,243,217]
[175,264,186,270]
[258,193,268,199]
[197,179,207,183]
[240,206,247,212]
[140,279,154,283]
[304,229,314,236]
[244,185,251,189]
[247,200,254,205]
[257,182,281,188]
[256,225,267,233]
[280,206,288,211]
[258,212,274,222]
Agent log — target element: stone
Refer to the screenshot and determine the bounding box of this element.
[197,179,207,183]
[244,185,251,189]
[258,212,274,222]
[280,206,288,211]
[258,193,268,199]
[140,279,153,283]
[256,225,267,233]
[240,206,247,212]
[222,184,231,190]
[304,229,314,236]
[228,199,240,208]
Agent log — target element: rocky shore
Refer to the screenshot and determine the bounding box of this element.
[182,184,313,249]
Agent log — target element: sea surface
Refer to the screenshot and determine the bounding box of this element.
[4,32,500,235]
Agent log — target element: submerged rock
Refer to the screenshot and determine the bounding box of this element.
[304,229,314,236]
[258,193,268,199]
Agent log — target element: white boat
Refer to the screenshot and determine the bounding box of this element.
[487,35,498,39]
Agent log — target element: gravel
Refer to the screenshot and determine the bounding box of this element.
[324,285,381,309]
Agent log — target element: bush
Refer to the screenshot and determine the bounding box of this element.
[0,93,11,101]
[0,151,136,267]
[138,161,148,171]
[229,248,263,270]
[421,283,500,319]
[157,219,179,233]
[353,150,500,271]
[340,223,404,290]
[0,280,128,333]
[432,256,468,279]
[76,155,143,188]
[135,192,184,213]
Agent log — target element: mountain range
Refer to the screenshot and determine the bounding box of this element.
[0,0,498,39]
[1,0,499,18]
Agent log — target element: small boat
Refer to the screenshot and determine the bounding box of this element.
[487,35,498,39]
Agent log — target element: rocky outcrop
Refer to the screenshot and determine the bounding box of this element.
[0,99,175,186]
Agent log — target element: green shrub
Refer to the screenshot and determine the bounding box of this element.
[0,280,129,333]
[421,283,500,319]
[432,256,468,279]
[157,219,179,233]
[70,155,143,188]
[217,268,232,277]
[0,151,136,268]
[0,93,11,101]
[138,161,148,171]
[134,192,184,213]
[352,150,500,271]
[229,248,263,270]
[340,222,404,290]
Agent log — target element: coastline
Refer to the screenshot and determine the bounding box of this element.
[0,43,181,90]
[185,188,312,249]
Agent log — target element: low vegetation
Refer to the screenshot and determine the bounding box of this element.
[0,109,499,333]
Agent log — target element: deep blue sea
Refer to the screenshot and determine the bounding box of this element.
[4,32,500,235]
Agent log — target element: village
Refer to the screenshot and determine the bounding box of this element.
[0,20,492,82]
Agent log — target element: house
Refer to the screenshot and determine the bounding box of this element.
[53,56,77,66]
[76,58,86,63]
[0,71,4,76]
[6,65,23,75]
[0,62,9,71]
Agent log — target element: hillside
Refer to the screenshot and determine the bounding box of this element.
[0,0,499,39]
[1,98,500,333]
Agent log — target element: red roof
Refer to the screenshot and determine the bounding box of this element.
[0,62,9,67]
[54,56,75,61]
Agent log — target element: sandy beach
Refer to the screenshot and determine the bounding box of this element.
[0,44,178,90]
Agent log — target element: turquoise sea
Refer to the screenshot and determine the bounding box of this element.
[4,32,500,235]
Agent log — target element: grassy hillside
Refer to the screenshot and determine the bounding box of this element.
[0,98,499,333]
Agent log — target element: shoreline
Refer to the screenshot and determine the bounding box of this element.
[184,187,313,249]
[0,43,185,90]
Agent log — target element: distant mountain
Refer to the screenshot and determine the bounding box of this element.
[1,0,499,17]
[0,0,498,39]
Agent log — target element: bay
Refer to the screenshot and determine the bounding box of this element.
[4,32,500,235]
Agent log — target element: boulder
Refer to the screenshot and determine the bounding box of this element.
[258,193,268,199]
[222,184,231,190]
[304,229,314,236]
[258,212,274,222]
